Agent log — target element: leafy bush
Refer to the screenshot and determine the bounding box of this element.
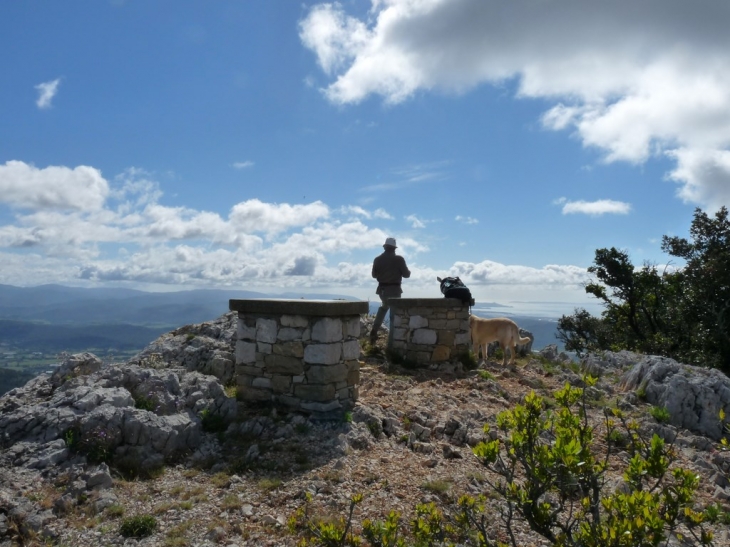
[200,408,227,433]
[289,378,716,546]
[63,423,118,464]
[650,405,671,423]
[120,514,157,538]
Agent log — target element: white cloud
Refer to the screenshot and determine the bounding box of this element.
[405,214,426,228]
[451,260,589,287]
[232,161,255,169]
[35,78,61,109]
[560,199,632,216]
[300,0,730,210]
[0,161,109,211]
[229,199,330,235]
[455,215,478,224]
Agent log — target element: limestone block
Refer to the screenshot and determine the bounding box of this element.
[438,331,455,346]
[265,354,304,375]
[271,375,291,394]
[252,377,272,389]
[238,385,271,402]
[391,314,403,328]
[447,311,455,319]
[294,384,336,402]
[302,328,311,342]
[411,329,437,345]
[391,340,407,351]
[445,319,461,329]
[237,321,256,341]
[343,317,360,339]
[277,327,303,342]
[275,395,302,408]
[237,365,264,377]
[281,314,309,328]
[304,343,342,365]
[409,315,428,329]
[292,375,305,383]
[312,317,343,343]
[455,332,471,345]
[235,341,256,364]
[431,345,451,362]
[256,318,278,344]
[300,400,342,413]
[429,319,447,329]
[347,367,360,385]
[342,340,360,361]
[273,341,304,358]
[337,386,351,401]
[307,363,348,384]
[257,342,272,354]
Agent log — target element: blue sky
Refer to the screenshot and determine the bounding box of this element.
[2,0,729,317]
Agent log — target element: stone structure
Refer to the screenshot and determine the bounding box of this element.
[229,299,368,416]
[388,298,471,366]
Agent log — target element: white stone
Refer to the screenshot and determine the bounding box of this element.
[312,318,343,343]
[237,320,256,341]
[304,343,342,365]
[236,341,256,364]
[252,377,272,389]
[257,342,272,354]
[392,328,408,341]
[455,332,471,345]
[256,318,278,344]
[343,317,360,339]
[412,329,437,345]
[342,340,360,360]
[277,327,302,342]
[409,316,428,329]
[281,314,309,328]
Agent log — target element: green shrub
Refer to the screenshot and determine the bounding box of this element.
[478,370,495,381]
[134,392,159,412]
[650,405,671,423]
[120,514,157,538]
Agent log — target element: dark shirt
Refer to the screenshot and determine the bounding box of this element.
[372,248,410,294]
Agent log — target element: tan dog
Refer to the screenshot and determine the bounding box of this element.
[469,315,531,366]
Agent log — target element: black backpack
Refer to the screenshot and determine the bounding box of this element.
[437,276,473,305]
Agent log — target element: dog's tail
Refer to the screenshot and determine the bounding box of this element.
[518,335,532,346]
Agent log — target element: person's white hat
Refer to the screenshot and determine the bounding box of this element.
[384,237,397,248]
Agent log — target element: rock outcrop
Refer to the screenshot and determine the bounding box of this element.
[132,311,237,384]
[621,354,730,440]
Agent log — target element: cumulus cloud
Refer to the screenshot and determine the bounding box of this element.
[559,199,632,216]
[300,0,730,209]
[0,161,109,211]
[35,78,61,109]
[451,260,590,287]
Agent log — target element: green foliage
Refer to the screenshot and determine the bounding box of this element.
[134,392,159,412]
[471,379,714,546]
[478,370,495,381]
[63,423,118,464]
[120,514,157,538]
[200,408,227,433]
[557,207,730,371]
[649,405,671,423]
[343,411,353,424]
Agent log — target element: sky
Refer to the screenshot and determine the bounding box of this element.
[2,0,730,318]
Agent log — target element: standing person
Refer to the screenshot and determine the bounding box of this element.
[370,237,411,344]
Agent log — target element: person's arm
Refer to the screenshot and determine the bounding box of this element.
[400,257,411,278]
[372,259,379,279]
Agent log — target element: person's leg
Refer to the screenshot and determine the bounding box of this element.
[370,294,391,342]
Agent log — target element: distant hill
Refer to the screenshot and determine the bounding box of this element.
[0,284,358,327]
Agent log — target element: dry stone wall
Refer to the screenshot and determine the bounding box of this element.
[388,298,471,366]
[229,299,368,417]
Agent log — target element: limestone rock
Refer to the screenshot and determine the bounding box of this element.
[621,355,730,440]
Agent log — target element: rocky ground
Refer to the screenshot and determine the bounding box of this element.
[1,314,730,547]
